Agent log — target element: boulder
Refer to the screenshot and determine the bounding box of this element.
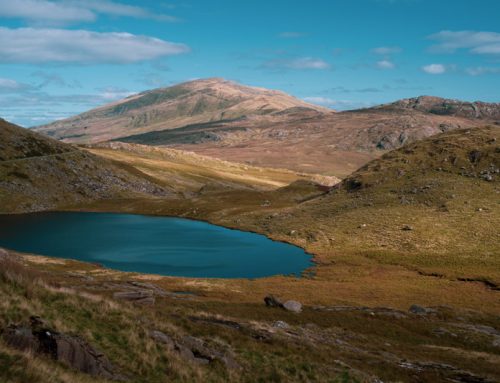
[283,300,302,313]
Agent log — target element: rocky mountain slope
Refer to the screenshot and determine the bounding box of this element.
[34,79,500,177]
[0,118,170,212]
[34,78,329,144]
[119,103,494,176]
[380,95,500,120]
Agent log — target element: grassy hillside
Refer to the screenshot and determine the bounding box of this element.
[85,142,338,193]
[1,124,499,382]
[0,119,171,213]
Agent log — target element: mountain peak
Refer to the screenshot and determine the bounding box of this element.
[34,78,330,143]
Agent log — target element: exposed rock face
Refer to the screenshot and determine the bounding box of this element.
[385,96,500,120]
[2,316,122,380]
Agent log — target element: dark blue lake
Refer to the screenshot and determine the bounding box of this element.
[0,212,312,278]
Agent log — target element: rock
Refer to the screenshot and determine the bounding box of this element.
[264,295,283,308]
[2,318,121,380]
[0,248,8,259]
[283,300,302,313]
[409,304,436,315]
[113,291,155,305]
[174,335,240,369]
[468,150,482,163]
[149,330,174,350]
[401,224,414,231]
[272,321,289,329]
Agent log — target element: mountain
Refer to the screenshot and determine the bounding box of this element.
[33,78,330,144]
[117,99,495,176]
[33,79,500,177]
[0,118,169,212]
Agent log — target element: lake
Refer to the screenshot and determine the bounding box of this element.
[0,212,312,278]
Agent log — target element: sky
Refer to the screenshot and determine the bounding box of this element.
[0,0,499,127]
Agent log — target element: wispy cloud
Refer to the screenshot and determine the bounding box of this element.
[421,63,447,74]
[278,32,305,38]
[371,46,401,55]
[0,28,190,64]
[466,66,500,76]
[0,82,138,126]
[428,30,500,55]
[376,60,395,69]
[262,57,330,70]
[0,0,178,25]
[0,78,36,93]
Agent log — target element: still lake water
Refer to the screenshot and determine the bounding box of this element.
[0,212,312,278]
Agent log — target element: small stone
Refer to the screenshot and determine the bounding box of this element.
[401,224,413,231]
[272,321,289,329]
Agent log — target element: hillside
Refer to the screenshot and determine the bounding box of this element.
[33,78,329,144]
[33,79,499,177]
[0,118,170,212]
[85,142,338,194]
[0,125,499,383]
[119,102,492,177]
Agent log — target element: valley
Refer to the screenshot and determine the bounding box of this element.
[1,81,499,383]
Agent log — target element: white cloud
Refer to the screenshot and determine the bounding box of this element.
[428,30,500,55]
[263,57,330,70]
[278,32,305,38]
[466,66,500,76]
[371,46,401,55]
[0,27,190,63]
[376,60,395,69]
[422,63,446,74]
[0,0,177,24]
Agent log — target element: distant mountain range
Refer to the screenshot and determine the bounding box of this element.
[33,78,500,177]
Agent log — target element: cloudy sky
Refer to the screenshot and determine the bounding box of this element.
[0,0,499,127]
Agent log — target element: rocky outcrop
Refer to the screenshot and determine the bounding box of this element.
[2,316,123,380]
[149,330,240,369]
[386,96,500,120]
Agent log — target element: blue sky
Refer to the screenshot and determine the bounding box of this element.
[0,0,499,127]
